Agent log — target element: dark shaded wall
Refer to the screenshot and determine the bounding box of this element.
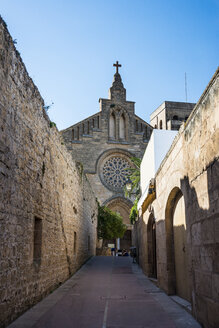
[0,17,97,327]
[134,68,219,328]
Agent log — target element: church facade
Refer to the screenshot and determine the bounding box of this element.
[61,62,196,250]
[61,63,153,249]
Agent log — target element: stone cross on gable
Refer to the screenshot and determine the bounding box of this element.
[113,61,122,74]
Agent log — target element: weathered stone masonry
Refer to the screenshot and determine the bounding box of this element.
[0,17,98,327]
[134,68,219,328]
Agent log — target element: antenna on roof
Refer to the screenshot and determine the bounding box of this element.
[185,72,188,102]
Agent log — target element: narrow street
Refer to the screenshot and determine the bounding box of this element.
[8,257,201,328]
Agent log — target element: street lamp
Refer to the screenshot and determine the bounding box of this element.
[125,178,132,193]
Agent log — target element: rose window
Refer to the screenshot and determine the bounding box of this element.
[102,157,131,189]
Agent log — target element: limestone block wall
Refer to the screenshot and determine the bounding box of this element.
[0,17,97,327]
[134,68,219,328]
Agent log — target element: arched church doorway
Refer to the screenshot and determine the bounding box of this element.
[104,197,132,251]
[147,214,157,278]
[165,188,190,301]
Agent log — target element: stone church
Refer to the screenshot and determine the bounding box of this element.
[61,62,153,249]
[61,61,195,250]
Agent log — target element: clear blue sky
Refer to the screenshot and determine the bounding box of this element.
[1,0,218,130]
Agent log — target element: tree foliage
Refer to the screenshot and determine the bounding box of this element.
[124,157,141,224]
[125,157,141,199]
[129,198,139,224]
[97,203,126,240]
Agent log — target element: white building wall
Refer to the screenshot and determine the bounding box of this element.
[138,130,178,209]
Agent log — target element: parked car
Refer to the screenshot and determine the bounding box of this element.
[117,249,123,256]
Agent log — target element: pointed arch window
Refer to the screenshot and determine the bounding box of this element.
[119,114,126,139]
[109,112,116,139]
[72,129,74,140]
[159,120,163,129]
[145,126,148,139]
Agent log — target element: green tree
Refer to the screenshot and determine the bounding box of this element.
[97,203,126,240]
[125,157,141,224]
[129,198,139,224]
[125,157,141,198]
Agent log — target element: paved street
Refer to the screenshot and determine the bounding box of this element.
[8,256,201,328]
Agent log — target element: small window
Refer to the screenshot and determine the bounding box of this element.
[74,231,77,254]
[77,126,80,140]
[136,120,138,132]
[119,114,125,139]
[109,112,116,139]
[92,118,95,128]
[33,217,42,264]
[141,123,143,132]
[159,120,163,129]
[154,124,157,129]
[82,123,85,134]
[173,115,178,120]
[145,126,147,138]
[72,129,74,140]
[97,116,100,129]
[87,121,90,134]
[88,235,90,251]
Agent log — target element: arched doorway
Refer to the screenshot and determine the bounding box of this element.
[147,214,157,278]
[104,197,132,250]
[165,187,190,301]
[173,194,190,301]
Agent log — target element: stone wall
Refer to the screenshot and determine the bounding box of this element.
[0,17,97,327]
[134,68,219,328]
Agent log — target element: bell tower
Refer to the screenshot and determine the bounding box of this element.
[108,61,126,102]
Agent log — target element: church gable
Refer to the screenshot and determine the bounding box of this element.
[62,112,101,143]
[134,114,153,141]
[62,62,152,147]
[61,62,153,171]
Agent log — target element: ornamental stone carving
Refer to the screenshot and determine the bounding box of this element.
[101,156,131,190]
